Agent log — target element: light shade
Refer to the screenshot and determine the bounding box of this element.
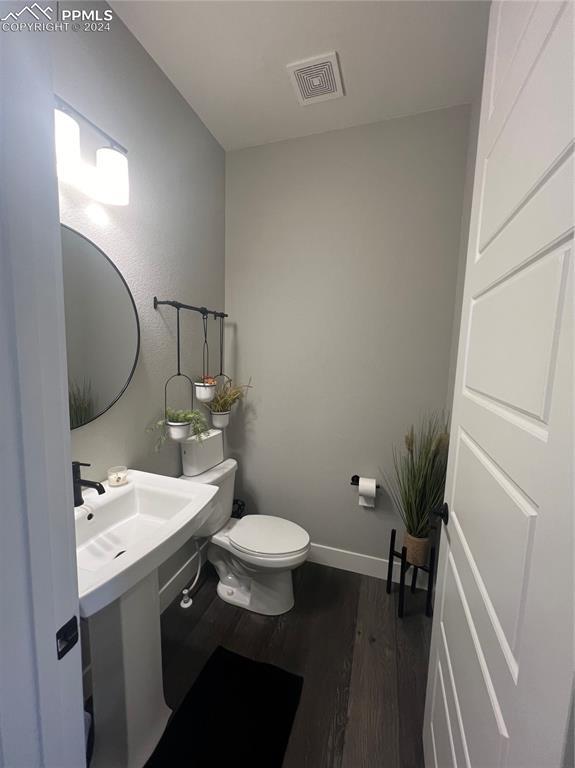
[54,109,81,185]
[95,147,130,206]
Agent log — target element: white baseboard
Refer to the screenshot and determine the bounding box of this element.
[309,542,390,579]
[308,541,426,588]
[159,540,209,613]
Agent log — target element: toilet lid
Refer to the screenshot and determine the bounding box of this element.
[229,515,310,556]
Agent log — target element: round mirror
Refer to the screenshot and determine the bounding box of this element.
[61,225,140,429]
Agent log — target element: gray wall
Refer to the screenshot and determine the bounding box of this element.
[51,11,224,480]
[50,7,225,599]
[225,105,470,565]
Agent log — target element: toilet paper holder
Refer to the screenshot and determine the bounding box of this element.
[350,474,380,489]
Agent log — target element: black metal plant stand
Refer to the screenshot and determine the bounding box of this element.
[385,502,448,619]
[386,529,436,619]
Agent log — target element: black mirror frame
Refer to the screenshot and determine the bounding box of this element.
[61,224,141,430]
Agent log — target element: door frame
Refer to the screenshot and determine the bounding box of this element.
[0,29,86,768]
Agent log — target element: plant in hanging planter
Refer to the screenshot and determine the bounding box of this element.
[385,413,450,567]
[209,379,251,429]
[194,376,217,403]
[148,408,208,451]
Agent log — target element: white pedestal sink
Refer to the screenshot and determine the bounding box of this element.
[75,470,217,768]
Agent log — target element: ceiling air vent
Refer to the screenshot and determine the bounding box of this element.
[287,52,344,106]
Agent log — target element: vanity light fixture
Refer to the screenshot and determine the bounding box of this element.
[54,96,129,206]
[95,146,129,206]
[54,108,81,186]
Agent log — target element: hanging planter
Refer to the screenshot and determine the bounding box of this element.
[208,377,252,429]
[195,313,217,402]
[148,405,208,450]
[167,420,191,441]
[211,411,230,429]
[148,306,207,450]
[164,408,207,442]
[147,406,208,450]
[195,376,217,403]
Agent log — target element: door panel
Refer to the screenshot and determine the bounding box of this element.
[431,661,457,768]
[488,2,536,115]
[480,4,573,248]
[473,155,573,292]
[423,3,574,766]
[452,431,535,647]
[466,249,567,419]
[437,631,470,768]
[448,510,523,714]
[444,555,507,749]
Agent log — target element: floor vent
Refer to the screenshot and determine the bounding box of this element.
[287,52,344,106]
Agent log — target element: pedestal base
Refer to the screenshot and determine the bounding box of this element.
[88,570,171,768]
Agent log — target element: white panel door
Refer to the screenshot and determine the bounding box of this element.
[0,27,86,768]
[423,3,574,767]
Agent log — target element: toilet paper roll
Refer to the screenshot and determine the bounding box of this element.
[358,477,377,508]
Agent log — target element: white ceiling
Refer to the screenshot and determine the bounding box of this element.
[112,1,489,151]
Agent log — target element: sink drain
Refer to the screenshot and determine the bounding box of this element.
[113,550,126,559]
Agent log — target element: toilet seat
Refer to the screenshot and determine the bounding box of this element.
[228,515,310,557]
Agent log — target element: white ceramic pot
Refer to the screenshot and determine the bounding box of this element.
[195,383,216,403]
[166,422,191,441]
[211,411,230,429]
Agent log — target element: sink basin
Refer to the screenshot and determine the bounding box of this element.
[75,469,217,617]
[75,469,218,768]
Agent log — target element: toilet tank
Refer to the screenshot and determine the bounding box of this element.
[181,431,237,537]
[186,458,238,537]
[181,429,224,476]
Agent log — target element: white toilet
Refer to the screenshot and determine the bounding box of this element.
[180,430,310,615]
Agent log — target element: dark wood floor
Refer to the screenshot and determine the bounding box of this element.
[160,562,432,768]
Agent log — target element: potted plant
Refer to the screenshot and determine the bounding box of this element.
[385,414,449,566]
[148,408,208,450]
[209,379,250,428]
[194,375,217,403]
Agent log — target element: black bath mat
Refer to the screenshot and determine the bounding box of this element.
[146,646,303,767]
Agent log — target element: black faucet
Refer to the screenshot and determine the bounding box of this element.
[72,461,105,507]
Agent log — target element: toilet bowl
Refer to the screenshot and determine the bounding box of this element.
[180,430,310,615]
